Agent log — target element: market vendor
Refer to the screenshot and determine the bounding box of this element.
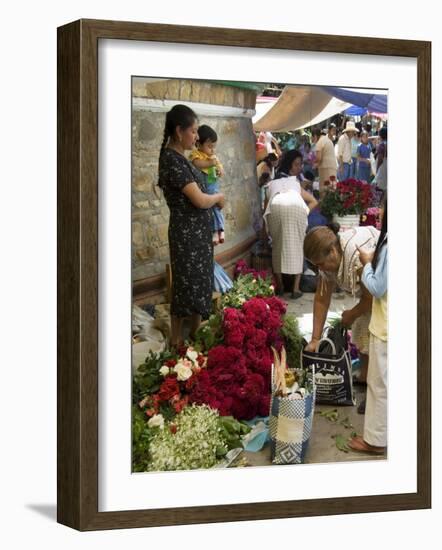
[303,224,380,394]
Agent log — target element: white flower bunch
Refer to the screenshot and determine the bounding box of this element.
[159,347,204,379]
[147,413,165,429]
[148,405,227,471]
[173,361,193,381]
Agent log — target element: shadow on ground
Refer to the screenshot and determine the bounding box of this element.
[26,504,57,521]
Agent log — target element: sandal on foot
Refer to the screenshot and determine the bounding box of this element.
[348,436,385,455]
[290,290,303,300]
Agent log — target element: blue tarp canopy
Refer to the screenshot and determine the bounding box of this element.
[344,105,369,116]
[321,86,388,113]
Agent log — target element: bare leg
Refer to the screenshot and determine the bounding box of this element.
[189,313,202,340]
[290,273,303,299]
[170,315,184,349]
[274,273,284,294]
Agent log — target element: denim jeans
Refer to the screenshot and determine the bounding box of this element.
[206,181,224,231]
[338,162,352,181]
[350,158,358,178]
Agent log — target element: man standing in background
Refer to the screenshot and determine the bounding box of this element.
[337,120,359,181]
[313,124,337,196]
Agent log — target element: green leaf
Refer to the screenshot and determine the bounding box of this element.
[220,274,275,310]
[320,409,339,422]
[132,349,176,404]
[216,445,228,458]
[332,433,351,453]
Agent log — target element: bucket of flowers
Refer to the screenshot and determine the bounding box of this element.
[320,178,374,231]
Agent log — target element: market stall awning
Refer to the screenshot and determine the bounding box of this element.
[344,105,389,121]
[253,85,388,131]
[253,86,351,132]
[253,95,279,123]
[322,87,388,113]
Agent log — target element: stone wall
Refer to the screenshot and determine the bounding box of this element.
[132,79,260,284]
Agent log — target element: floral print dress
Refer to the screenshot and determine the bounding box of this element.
[158,148,214,319]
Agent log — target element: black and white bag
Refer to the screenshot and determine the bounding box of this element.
[302,325,355,406]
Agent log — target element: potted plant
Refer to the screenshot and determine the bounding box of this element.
[319,178,374,231]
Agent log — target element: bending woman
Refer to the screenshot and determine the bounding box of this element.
[158,104,225,348]
[303,224,380,384]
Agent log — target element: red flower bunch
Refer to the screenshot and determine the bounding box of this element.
[187,296,287,420]
[189,347,270,420]
[241,296,286,344]
[223,308,247,348]
[320,178,374,219]
[140,346,207,418]
[188,361,238,417]
[158,377,180,401]
[138,294,288,421]
[234,259,272,282]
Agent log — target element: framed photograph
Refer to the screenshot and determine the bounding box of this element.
[57,19,431,530]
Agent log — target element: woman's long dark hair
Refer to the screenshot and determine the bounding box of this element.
[159,104,197,153]
[372,198,387,270]
[276,149,302,178]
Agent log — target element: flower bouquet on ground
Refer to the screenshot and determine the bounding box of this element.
[136,404,251,472]
[188,296,287,420]
[269,347,315,464]
[132,266,293,470]
[147,404,229,471]
[132,342,254,471]
[234,259,274,284]
[221,272,275,309]
[319,178,374,220]
[134,346,207,421]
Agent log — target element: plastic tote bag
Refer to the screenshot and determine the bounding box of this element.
[302,325,355,406]
[269,390,315,464]
[269,350,316,465]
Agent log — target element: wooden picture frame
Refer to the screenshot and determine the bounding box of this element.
[57,19,431,531]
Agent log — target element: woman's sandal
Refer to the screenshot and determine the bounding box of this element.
[348,435,385,455]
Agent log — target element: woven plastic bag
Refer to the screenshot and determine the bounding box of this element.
[269,348,316,465]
